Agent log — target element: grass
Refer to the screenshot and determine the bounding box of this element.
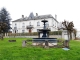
[0,38,80,60]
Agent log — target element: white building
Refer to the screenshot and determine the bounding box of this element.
[12,12,59,33]
[76,31,80,38]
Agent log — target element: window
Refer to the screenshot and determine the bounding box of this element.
[55,22,56,27]
[45,22,49,28]
[15,23,17,27]
[37,21,40,26]
[14,27,17,30]
[22,23,25,28]
[37,29,39,32]
[17,30,18,33]
[15,23,16,25]
[22,26,25,28]
[14,23,17,30]
[23,23,25,25]
[46,22,49,26]
[29,22,31,26]
[22,30,25,33]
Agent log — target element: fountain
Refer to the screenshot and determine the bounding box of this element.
[32,19,57,47]
[39,19,50,38]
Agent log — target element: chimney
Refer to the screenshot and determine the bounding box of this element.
[22,15,24,18]
[55,14,57,20]
[36,13,38,16]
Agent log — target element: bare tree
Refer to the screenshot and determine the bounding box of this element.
[62,20,74,48]
[62,20,74,40]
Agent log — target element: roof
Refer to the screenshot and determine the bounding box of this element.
[12,13,58,22]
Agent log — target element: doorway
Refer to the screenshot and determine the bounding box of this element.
[29,29,32,33]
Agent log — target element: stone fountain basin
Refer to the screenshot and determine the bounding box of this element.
[32,38,57,46]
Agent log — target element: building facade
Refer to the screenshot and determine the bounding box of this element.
[12,12,58,33]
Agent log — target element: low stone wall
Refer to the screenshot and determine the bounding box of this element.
[49,35,61,38]
[32,42,57,46]
[6,35,61,38]
[6,36,38,38]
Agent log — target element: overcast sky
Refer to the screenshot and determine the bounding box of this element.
[0,0,80,31]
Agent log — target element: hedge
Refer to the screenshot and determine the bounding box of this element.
[49,31,62,35]
[8,31,62,36]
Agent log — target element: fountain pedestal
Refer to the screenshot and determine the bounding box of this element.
[38,29,50,38]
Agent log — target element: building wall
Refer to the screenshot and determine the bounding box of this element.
[76,31,80,38]
[12,18,58,33]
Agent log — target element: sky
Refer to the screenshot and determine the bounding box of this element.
[0,0,80,31]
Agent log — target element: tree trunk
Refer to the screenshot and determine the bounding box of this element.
[75,34,76,39]
[74,33,76,39]
[64,30,69,48]
[67,31,70,40]
[0,33,3,40]
[70,31,72,40]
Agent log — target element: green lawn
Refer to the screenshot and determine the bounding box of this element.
[0,38,80,60]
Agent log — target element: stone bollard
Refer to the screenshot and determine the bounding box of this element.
[44,40,49,48]
[63,40,69,48]
[22,40,27,47]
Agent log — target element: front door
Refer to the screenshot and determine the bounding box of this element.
[15,30,16,33]
[29,29,32,33]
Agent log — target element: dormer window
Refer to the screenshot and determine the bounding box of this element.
[37,21,40,26]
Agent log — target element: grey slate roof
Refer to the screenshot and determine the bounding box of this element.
[12,13,58,22]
